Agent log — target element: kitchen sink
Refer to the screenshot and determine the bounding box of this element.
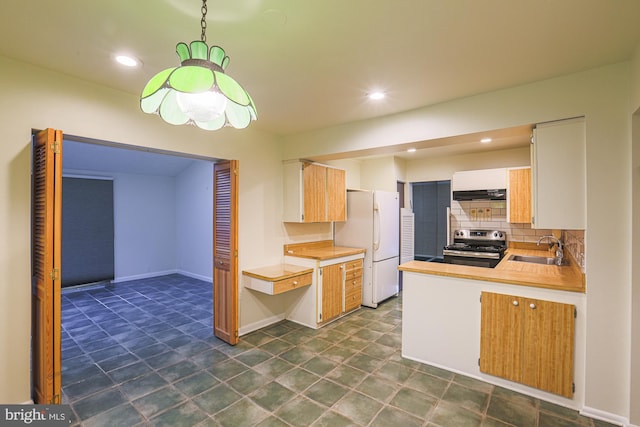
[508,254,568,266]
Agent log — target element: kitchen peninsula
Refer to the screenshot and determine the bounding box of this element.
[399,246,586,409]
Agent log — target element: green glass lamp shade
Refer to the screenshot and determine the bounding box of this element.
[141,41,257,130]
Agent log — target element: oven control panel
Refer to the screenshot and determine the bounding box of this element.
[454,229,504,241]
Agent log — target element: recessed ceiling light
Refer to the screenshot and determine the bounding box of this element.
[407,148,417,153]
[114,54,141,68]
[480,138,492,143]
[368,91,385,100]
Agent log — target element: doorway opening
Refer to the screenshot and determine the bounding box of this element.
[411,180,451,262]
[31,128,240,406]
[59,136,218,406]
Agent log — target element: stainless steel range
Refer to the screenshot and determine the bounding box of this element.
[443,229,507,268]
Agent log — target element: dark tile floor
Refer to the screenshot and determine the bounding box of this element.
[61,274,617,426]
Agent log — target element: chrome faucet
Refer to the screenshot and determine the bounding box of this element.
[537,235,564,266]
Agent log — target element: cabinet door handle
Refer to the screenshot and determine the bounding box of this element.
[292,281,298,286]
[512,300,519,306]
[529,303,536,309]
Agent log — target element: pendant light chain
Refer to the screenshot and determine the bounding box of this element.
[200,0,208,42]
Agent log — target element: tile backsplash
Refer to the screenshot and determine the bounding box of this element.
[450,200,552,243]
[450,200,585,271]
[562,229,586,270]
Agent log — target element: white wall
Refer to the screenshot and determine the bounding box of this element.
[359,157,398,192]
[64,162,214,283]
[325,159,361,189]
[113,174,177,281]
[0,55,284,404]
[326,156,406,193]
[283,63,635,423]
[631,110,640,426]
[176,161,214,282]
[630,40,640,426]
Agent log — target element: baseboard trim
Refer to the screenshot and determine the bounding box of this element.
[239,314,286,336]
[176,270,212,283]
[580,406,630,427]
[112,270,178,283]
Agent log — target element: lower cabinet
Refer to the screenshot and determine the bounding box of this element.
[319,263,343,323]
[319,258,363,323]
[479,291,575,398]
[285,253,364,328]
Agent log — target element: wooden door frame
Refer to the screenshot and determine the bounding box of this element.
[32,132,241,402]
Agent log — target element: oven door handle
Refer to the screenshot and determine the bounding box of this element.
[443,250,501,259]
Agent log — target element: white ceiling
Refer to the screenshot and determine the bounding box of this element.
[3,1,640,170]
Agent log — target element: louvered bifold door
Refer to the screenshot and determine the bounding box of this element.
[32,128,63,404]
[213,160,239,345]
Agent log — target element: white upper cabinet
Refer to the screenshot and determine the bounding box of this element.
[452,168,507,191]
[531,117,586,229]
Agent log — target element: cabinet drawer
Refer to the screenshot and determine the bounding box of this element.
[345,268,362,280]
[344,294,361,312]
[344,279,362,312]
[344,276,362,294]
[344,259,363,271]
[344,259,363,281]
[273,273,313,294]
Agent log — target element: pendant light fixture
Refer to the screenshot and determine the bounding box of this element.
[141,0,257,130]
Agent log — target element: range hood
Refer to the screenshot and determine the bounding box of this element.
[452,189,506,201]
[452,168,507,201]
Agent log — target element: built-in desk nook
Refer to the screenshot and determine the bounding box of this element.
[242,264,313,295]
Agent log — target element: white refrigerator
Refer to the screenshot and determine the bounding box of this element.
[335,190,400,308]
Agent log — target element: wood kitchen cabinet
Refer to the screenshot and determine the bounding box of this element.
[320,263,343,323]
[319,258,363,323]
[284,248,364,328]
[507,167,531,223]
[283,160,346,223]
[326,167,346,221]
[480,291,575,397]
[343,259,363,313]
[531,117,585,229]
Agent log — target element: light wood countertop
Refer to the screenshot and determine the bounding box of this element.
[399,247,585,293]
[283,240,366,260]
[242,264,313,281]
